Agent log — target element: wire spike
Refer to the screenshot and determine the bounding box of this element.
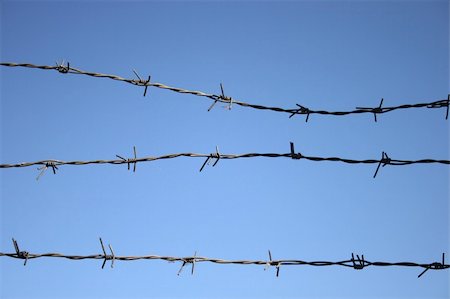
[446,94,449,120]
[290,142,301,159]
[373,151,391,178]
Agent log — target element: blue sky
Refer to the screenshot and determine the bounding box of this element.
[1,1,449,298]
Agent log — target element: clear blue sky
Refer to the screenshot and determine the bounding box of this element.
[1,1,449,298]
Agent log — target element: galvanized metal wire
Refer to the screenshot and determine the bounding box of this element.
[1,62,448,120]
[1,143,449,179]
[1,239,447,278]
[1,144,449,179]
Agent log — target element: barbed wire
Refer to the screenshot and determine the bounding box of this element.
[1,62,448,121]
[1,238,447,278]
[0,143,448,179]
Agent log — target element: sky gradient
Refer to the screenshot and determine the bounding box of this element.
[1,1,449,298]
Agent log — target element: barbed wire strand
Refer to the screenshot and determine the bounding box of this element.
[1,62,448,121]
[0,143,449,179]
[1,238,448,278]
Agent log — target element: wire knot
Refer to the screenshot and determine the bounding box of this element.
[264,250,281,277]
[99,238,115,269]
[36,161,58,180]
[199,146,221,172]
[418,253,447,278]
[12,238,30,266]
[116,146,138,172]
[177,252,197,276]
[132,69,151,97]
[356,98,384,122]
[209,83,233,111]
[55,60,70,73]
[289,104,311,122]
[373,151,391,178]
[290,142,302,160]
[351,253,365,270]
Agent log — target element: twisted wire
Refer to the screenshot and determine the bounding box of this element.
[1,151,448,169]
[1,146,448,181]
[1,62,448,120]
[1,243,448,278]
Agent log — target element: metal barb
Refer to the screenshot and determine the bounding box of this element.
[191,251,197,275]
[12,238,29,266]
[446,94,449,120]
[109,244,115,268]
[356,98,384,122]
[264,250,280,277]
[208,97,219,111]
[116,146,137,172]
[133,146,137,172]
[290,142,301,160]
[55,60,70,73]
[418,253,446,278]
[99,238,115,269]
[143,76,151,97]
[374,98,384,122]
[177,261,187,276]
[132,70,151,96]
[289,104,310,122]
[199,156,210,172]
[132,69,142,81]
[200,146,221,171]
[351,253,365,270]
[212,146,221,167]
[36,162,58,180]
[177,252,196,276]
[218,83,233,110]
[373,151,391,178]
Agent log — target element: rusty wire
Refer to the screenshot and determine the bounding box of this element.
[1,62,448,121]
[0,143,449,178]
[1,238,448,278]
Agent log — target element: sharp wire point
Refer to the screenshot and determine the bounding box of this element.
[143,75,151,97]
[109,244,115,268]
[177,261,187,276]
[446,94,449,120]
[212,146,221,167]
[199,157,210,172]
[133,146,137,172]
[132,69,142,81]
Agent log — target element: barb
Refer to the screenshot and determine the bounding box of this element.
[11,238,29,266]
[199,146,221,172]
[1,62,448,121]
[1,242,447,278]
[1,145,449,177]
[289,104,311,122]
[351,253,366,270]
[264,250,281,277]
[55,60,70,73]
[417,253,446,278]
[290,142,302,160]
[116,146,138,172]
[177,251,197,276]
[356,98,384,122]
[132,69,151,97]
[36,161,58,180]
[373,151,391,178]
[99,238,115,269]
